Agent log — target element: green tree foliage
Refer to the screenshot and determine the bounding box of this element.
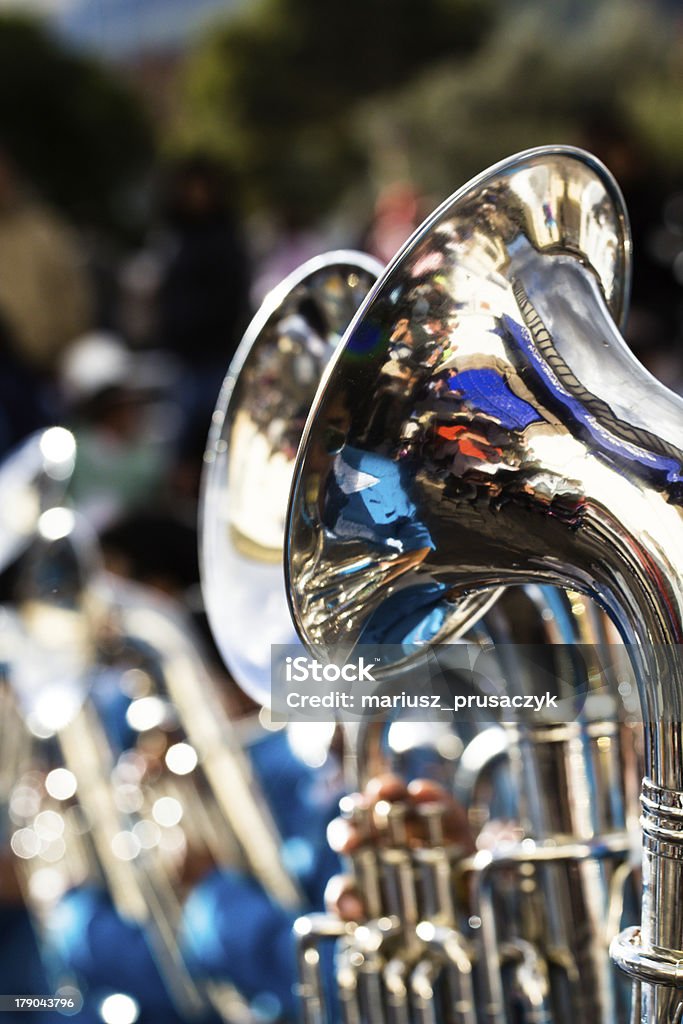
[179,0,494,222]
[0,15,153,227]
[352,1,677,202]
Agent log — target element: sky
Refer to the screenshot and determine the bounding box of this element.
[0,0,243,55]
[5,0,680,59]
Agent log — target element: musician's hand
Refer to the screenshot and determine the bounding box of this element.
[324,872,365,923]
[324,773,475,922]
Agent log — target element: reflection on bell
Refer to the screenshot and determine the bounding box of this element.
[287,148,635,664]
[200,250,382,707]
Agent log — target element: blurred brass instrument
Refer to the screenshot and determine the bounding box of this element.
[0,428,78,841]
[5,254,385,1021]
[284,147,683,1023]
[0,435,211,1016]
[202,249,387,1013]
[1,430,298,1021]
[201,250,384,708]
[289,592,642,1024]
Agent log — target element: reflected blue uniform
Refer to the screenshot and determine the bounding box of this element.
[325,446,433,554]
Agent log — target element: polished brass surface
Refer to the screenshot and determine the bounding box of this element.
[287,148,634,660]
[287,146,683,1022]
[201,251,382,707]
[293,587,639,1024]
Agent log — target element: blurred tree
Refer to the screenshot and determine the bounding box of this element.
[0,15,153,228]
[345,0,683,353]
[178,0,494,222]
[351,0,676,202]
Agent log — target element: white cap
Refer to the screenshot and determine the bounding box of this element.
[61,332,135,405]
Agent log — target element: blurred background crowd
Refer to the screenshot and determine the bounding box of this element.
[0,0,681,1021]
[0,0,682,501]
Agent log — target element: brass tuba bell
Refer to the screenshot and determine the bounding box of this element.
[286,146,683,1023]
[201,250,383,708]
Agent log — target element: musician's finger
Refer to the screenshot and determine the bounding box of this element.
[327,814,358,854]
[365,773,409,804]
[325,873,365,921]
[407,779,476,853]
